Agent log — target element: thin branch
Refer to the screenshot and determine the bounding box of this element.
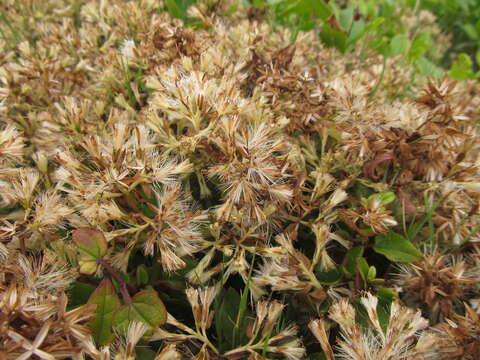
[97,258,133,305]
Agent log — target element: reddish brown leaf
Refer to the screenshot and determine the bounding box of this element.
[363,152,394,180]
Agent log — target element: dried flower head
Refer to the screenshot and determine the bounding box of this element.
[397,253,478,320]
[312,293,433,360]
[424,304,480,360]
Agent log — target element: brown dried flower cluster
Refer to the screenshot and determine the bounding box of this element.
[0,253,94,359]
[397,253,479,321]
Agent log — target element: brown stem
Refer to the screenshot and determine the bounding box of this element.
[151,279,184,292]
[97,258,133,305]
[354,271,362,293]
[19,235,26,254]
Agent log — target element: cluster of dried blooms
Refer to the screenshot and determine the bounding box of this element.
[0,251,95,359]
[1,0,479,359]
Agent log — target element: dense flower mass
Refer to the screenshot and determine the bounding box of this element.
[1,0,479,359]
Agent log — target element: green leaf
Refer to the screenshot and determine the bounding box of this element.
[252,0,266,8]
[369,191,396,206]
[376,288,397,333]
[164,0,197,21]
[136,348,157,360]
[463,23,478,40]
[88,279,121,346]
[215,288,242,352]
[114,290,167,332]
[358,227,376,237]
[307,0,332,20]
[316,267,342,284]
[367,265,377,281]
[339,7,354,31]
[408,33,430,62]
[357,257,369,282]
[136,265,149,286]
[327,127,343,142]
[320,22,348,53]
[374,232,422,263]
[364,17,385,33]
[376,287,398,302]
[73,227,107,259]
[389,34,409,57]
[347,19,366,47]
[376,299,391,334]
[68,282,96,308]
[370,278,385,285]
[449,53,475,80]
[372,36,392,57]
[165,0,184,19]
[414,57,444,78]
[353,181,375,200]
[343,246,364,276]
[476,49,480,67]
[73,227,108,275]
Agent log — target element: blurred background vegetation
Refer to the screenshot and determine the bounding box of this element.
[164,0,480,81]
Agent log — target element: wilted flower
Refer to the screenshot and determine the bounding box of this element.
[396,253,478,320]
[312,293,434,360]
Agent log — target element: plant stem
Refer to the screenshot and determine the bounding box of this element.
[370,56,387,97]
[97,258,133,305]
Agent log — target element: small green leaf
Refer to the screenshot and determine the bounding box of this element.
[136,265,149,286]
[73,227,107,259]
[215,288,242,352]
[88,279,121,346]
[358,227,376,237]
[73,227,108,275]
[369,277,384,285]
[316,267,342,285]
[374,232,422,263]
[414,57,444,78]
[377,288,398,302]
[252,0,266,8]
[377,300,391,334]
[408,33,430,61]
[353,181,375,200]
[463,23,478,40]
[389,34,409,57]
[320,22,348,53]
[165,0,184,19]
[343,246,364,276]
[136,347,157,360]
[476,49,480,67]
[357,257,369,282]
[373,36,393,57]
[307,0,332,20]
[449,53,475,80]
[364,17,384,33]
[114,290,167,332]
[376,288,397,333]
[369,191,396,206]
[68,282,96,308]
[327,127,343,142]
[347,19,366,47]
[338,7,354,31]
